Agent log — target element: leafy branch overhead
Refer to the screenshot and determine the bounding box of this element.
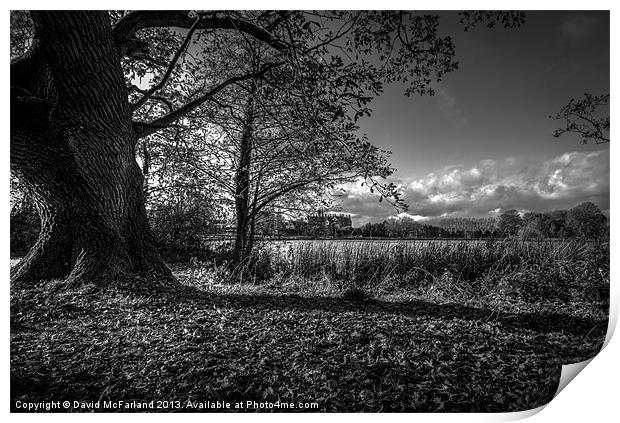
[111,11,524,134]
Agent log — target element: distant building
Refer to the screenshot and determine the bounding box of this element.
[308,209,352,234]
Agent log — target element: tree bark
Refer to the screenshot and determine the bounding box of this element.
[10,11,173,287]
[232,88,257,266]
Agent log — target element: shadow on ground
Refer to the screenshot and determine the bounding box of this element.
[145,285,608,339]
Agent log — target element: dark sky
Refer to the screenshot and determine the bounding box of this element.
[340,11,610,225]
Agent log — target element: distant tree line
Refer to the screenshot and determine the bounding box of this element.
[283,202,607,241]
[517,202,608,240]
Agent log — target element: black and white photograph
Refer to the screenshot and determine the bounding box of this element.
[9,5,612,414]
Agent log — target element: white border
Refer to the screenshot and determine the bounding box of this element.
[3,1,617,422]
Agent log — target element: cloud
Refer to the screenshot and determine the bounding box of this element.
[332,182,399,226]
[337,150,609,225]
[560,15,599,40]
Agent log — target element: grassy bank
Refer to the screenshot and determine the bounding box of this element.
[11,240,609,412]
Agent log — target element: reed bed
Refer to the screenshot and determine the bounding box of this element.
[187,239,609,303]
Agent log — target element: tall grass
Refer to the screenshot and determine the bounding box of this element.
[186,240,609,303]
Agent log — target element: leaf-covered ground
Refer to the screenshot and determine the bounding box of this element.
[11,268,608,412]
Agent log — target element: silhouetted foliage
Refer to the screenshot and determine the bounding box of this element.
[552,93,609,144]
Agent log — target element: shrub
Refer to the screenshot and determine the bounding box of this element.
[341,287,371,302]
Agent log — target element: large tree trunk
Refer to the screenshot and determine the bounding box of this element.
[10,11,173,287]
[232,89,256,266]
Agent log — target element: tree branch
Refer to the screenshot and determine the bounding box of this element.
[131,16,202,111]
[134,63,280,138]
[113,10,288,54]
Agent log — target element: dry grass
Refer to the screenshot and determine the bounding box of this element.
[186,239,609,304]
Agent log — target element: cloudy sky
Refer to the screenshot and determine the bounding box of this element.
[339,11,610,225]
